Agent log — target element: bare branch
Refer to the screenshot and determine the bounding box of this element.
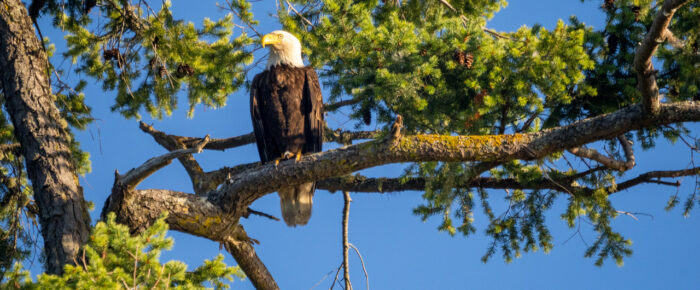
[142,121,379,151]
[139,122,209,193]
[119,135,209,188]
[612,167,700,193]
[618,135,636,169]
[634,0,692,114]
[342,191,352,290]
[348,244,369,290]
[568,135,635,172]
[326,98,361,111]
[243,208,280,222]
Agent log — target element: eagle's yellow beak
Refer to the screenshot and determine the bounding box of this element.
[261,33,281,48]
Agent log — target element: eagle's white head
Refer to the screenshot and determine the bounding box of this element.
[261,30,304,70]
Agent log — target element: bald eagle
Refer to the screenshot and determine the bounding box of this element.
[250,31,323,226]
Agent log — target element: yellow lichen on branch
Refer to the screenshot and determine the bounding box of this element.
[395,133,530,161]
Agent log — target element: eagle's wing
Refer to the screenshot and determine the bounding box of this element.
[303,68,323,153]
[250,73,271,163]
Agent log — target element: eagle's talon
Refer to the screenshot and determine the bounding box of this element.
[295,150,302,162]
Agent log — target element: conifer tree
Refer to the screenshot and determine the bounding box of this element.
[0,0,697,288]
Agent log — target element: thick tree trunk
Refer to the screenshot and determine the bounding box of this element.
[0,1,90,274]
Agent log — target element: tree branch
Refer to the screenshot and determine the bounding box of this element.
[612,167,700,193]
[325,98,361,111]
[211,102,700,215]
[102,187,279,289]
[318,174,584,194]
[118,135,209,188]
[106,101,700,287]
[342,191,351,290]
[568,135,635,172]
[139,122,210,193]
[634,0,691,114]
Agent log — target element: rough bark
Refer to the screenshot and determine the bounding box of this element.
[103,101,700,288]
[634,0,691,114]
[212,102,700,217]
[0,1,90,274]
[100,130,280,288]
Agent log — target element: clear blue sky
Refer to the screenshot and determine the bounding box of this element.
[35,1,700,289]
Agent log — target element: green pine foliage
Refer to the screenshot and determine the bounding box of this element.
[2,213,244,289]
[58,0,254,119]
[276,0,699,266]
[4,0,697,274]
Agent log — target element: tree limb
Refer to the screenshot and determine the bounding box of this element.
[634,0,691,114]
[106,101,700,287]
[612,167,700,193]
[211,102,700,215]
[102,186,279,289]
[342,191,351,290]
[568,135,635,172]
[118,135,209,189]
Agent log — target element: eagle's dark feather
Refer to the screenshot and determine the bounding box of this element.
[250,64,323,226]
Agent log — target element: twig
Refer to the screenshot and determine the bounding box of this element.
[284,0,314,27]
[348,244,369,290]
[243,208,280,221]
[330,262,343,290]
[310,269,335,290]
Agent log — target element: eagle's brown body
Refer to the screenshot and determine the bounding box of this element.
[250,64,323,226]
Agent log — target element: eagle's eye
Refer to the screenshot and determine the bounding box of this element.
[278,34,283,39]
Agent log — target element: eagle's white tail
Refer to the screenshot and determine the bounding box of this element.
[278,182,314,226]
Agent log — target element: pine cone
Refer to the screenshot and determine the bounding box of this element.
[176,64,195,78]
[454,50,474,69]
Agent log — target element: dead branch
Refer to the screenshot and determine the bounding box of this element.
[348,244,369,290]
[118,135,209,188]
[243,208,280,221]
[342,191,352,290]
[568,135,635,172]
[139,122,209,193]
[612,167,700,193]
[326,98,361,111]
[634,0,692,114]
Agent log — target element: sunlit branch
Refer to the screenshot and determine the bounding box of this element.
[634,0,692,114]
